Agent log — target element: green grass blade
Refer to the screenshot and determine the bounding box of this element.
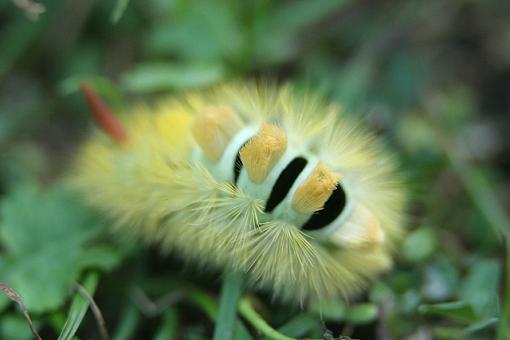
[57,272,99,340]
[153,308,178,340]
[111,304,140,340]
[190,290,252,340]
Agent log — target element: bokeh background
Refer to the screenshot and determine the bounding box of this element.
[1,0,510,339]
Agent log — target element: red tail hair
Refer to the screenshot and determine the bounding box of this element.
[80,83,128,145]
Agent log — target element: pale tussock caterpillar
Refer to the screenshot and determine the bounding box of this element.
[71,82,406,304]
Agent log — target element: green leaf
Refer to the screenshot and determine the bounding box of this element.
[0,184,121,313]
[418,301,478,323]
[459,259,501,317]
[421,256,460,301]
[57,272,99,340]
[465,317,498,333]
[432,318,499,340]
[111,0,130,23]
[347,303,378,325]
[144,2,243,62]
[277,314,319,338]
[77,245,124,271]
[310,300,346,321]
[0,314,36,340]
[59,75,124,108]
[369,281,395,304]
[402,227,437,263]
[123,62,225,93]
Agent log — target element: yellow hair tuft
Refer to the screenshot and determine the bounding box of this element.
[292,162,340,214]
[240,123,288,183]
[191,105,243,161]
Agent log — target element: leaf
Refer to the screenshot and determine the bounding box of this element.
[421,256,460,301]
[123,62,225,93]
[57,272,99,340]
[78,245,124,271]
[347,303,378,325]
[465,317,499,333]
[418,301,478,323]
[431,318,499,339]
[144,1,244,62]
[310,300,346,321]
[0,184,122,313]
[277,314,319,338]
[0,314,36,340]
[59,75,124,110]
[402,227,437,263]
[111,0,130,23]
[459,259,501,318]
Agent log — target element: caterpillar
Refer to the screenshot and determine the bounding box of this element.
[71,82,406,304]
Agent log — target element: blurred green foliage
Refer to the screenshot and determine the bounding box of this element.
[0,185,121,313]
[1,0,510,339]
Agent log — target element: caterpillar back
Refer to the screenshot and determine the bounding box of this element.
[71,82,406,304]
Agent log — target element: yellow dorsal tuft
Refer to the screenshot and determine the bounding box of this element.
[292,162,340,214]
[191,106,243,162]
[240,123,288,183]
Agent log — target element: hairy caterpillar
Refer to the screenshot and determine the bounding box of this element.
[71,82,406,304]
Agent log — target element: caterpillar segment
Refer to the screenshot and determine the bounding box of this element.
[72,83,406,304]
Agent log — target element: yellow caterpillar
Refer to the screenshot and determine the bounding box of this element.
[71,82,406,304]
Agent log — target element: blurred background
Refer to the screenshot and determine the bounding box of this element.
[1,0,510,339]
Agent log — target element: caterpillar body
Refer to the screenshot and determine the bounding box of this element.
[71,83,406,304]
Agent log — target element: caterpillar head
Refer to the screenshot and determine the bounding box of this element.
[74,83,406,304]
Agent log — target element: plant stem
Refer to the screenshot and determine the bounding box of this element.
[239,298,297,340]
[212,271,245,340]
